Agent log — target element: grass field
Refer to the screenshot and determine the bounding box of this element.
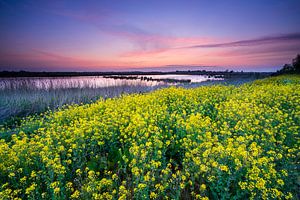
[0,75,299,199]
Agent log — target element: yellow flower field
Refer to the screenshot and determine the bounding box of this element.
[0,75,299,199]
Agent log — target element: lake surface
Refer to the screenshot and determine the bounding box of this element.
[0,75,222,90]
[137,74,223,83]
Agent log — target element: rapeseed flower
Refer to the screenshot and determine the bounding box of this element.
[0,75,299,199]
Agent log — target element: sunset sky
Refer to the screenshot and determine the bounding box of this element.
[0,0,300,72]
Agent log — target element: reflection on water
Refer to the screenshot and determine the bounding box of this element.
[137,74,223,83]
[0,74,223,90]
[0,76,164,90]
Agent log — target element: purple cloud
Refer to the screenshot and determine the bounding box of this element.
[182,33,300,49]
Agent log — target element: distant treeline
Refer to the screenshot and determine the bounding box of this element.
[0,70,272,78]
[275,54,300,75]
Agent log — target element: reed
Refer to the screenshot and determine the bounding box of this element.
[0,77,166,126]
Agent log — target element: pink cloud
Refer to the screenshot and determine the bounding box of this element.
[41,7,225,60]
[119,34,218,57]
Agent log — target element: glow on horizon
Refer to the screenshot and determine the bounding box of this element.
[0,0,300,72]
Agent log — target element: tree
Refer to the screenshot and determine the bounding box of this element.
[292,54,300,73]
[278,54,300,74]
[281,64,293,73]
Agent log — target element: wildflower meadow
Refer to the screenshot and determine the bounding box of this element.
[0,75,299,199]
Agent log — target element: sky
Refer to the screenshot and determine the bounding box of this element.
[0,0,300,72]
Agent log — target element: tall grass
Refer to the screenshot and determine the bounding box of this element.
[0,77,167,126]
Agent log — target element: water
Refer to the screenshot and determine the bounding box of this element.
[137,74,223,83]
[0,75,222,90]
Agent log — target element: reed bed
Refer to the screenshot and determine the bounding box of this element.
[0,77,167,125]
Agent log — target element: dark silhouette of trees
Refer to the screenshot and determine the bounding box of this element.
[292,54,300,73]
[280,64,294,73]
[277,54,300,74]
